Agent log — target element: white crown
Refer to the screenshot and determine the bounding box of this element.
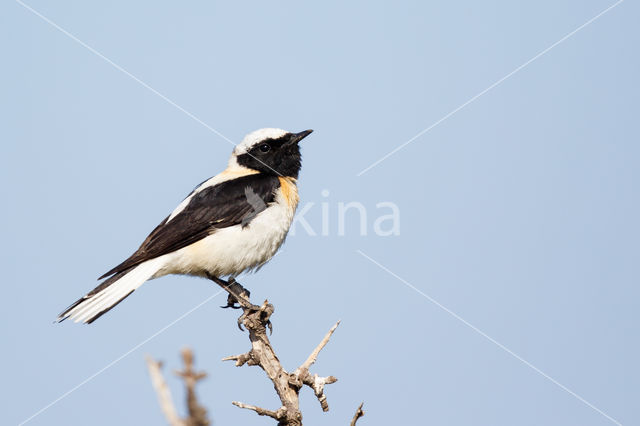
[233,128,289,155]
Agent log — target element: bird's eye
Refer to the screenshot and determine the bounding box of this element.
[259,143,270,153]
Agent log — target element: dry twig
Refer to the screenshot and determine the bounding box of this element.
[146,356,183,426]
[145,348,210,426]
[175,348,210,426]
[350,402,365,426]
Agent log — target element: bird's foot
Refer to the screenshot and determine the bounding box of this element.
[207,275,251,308]
[237,300,273,334]
[220,278,252,310]
[206,275,268,331]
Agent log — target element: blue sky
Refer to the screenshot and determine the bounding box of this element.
[1,1,638,425]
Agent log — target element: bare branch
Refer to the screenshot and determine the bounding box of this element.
[293,321,341,411]
[350,402,365,426]
[299,373,338,412]
[232,401,287,420]
[221,351,255,367]
[146,349,210,426]
[147,277,360,426]
[175,348,210,426]
[145,355,184,426]
[214,277,340,425]
[300,321,341,371]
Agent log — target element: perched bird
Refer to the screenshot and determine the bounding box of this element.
[57,128,313,324]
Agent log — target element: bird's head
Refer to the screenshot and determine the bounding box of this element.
[230,128,313,179]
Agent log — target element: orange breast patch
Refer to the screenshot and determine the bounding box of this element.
[278,177,299,210]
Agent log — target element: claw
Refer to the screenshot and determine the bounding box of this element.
[237,314,245,331]
[207,274,272,333]
[221,293,242,309]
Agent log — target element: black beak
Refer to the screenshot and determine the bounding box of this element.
[288,129,313,145]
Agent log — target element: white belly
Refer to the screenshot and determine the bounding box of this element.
[159,189,296,278]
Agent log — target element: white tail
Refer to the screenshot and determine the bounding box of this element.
[59,257,166,324]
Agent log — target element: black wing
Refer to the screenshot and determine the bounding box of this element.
[98,173,280,279]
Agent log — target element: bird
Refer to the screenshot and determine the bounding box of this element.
[57,128,313,324]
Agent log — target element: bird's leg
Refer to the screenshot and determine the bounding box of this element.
[206,274,271,331]
[222,278,247,309]
[206,274,251,308]
[226,277,252,306]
